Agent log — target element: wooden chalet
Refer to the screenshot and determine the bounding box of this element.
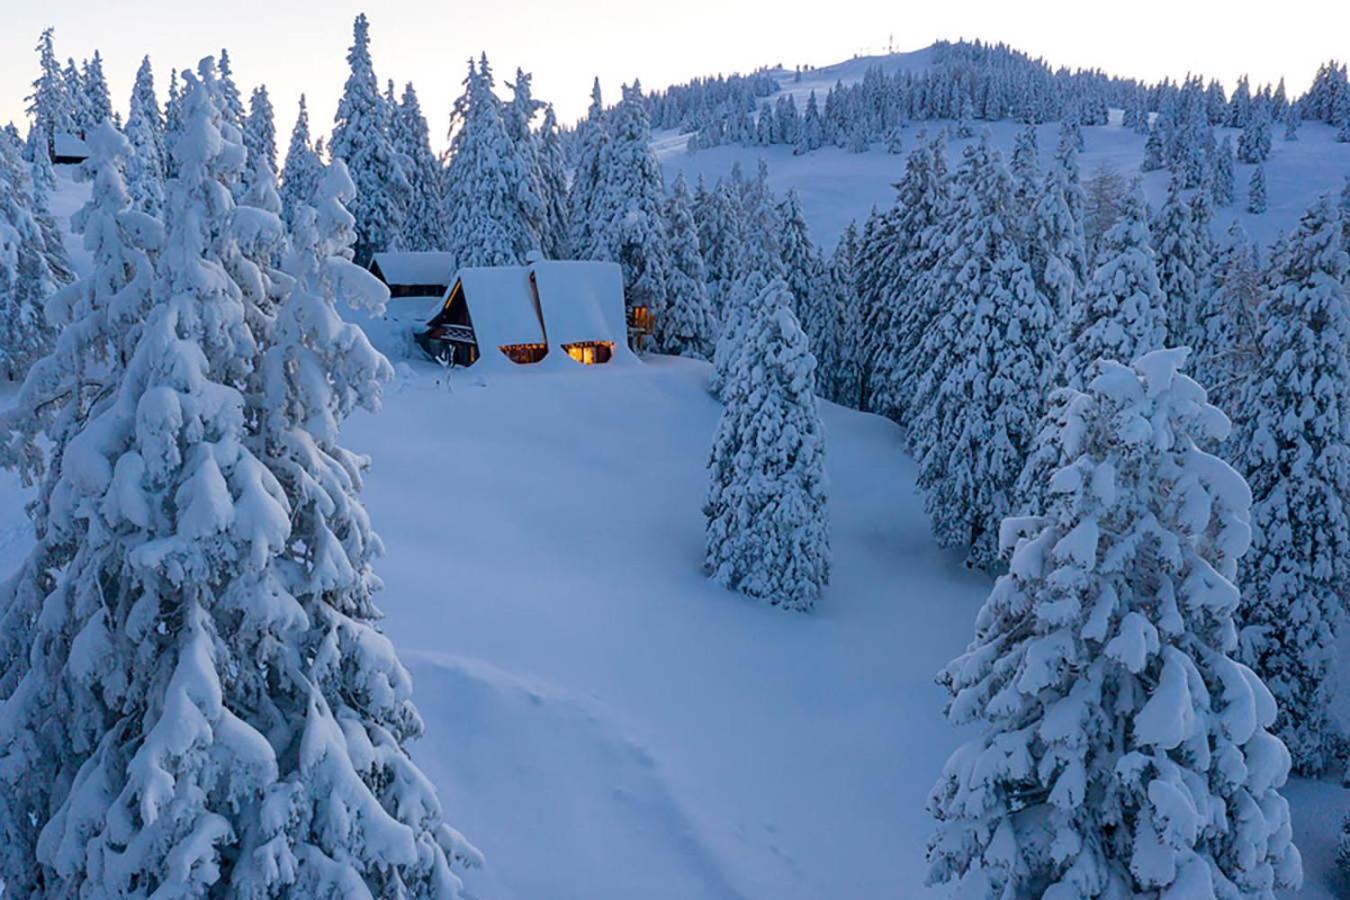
[369,251,455,298]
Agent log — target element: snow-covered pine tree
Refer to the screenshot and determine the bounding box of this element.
[692,176,747,319]
[824,221,862,407]
[704,280,827,611]
[390,82,447,252]
[1237,102,1272,164]
[862,132,948,421]
[0,134,62,382]
[124,55,166,216]
[244,84,278,173]
[329,14,410,265]
[1027,166,1087,320]
[907,135,1058,568]
[1058,182,1167,390]
[709,271,767,400]
[63,57,91,134]
[280,94,324,230]
[929,348,1303,899]
[1152,173,1201,348]
[1211,135,1236,207]
[777,188,830,361]
[0,119,164,896]
[442,56,539,267]
[581,83,672,343]
[81,50,113,127]
[1191,222,1263,408]
[1231,196,1350,775]
[536,105,571,260]
[1010,122,1040,217]
[1,64,479,897]
[217,46,246,127]
[1248,163,1268,214]
[1141,121,1166,172]
[26,28,73,158]
[660,173,716,359]
[1283,101,1301,141]
[567,78,609,258]
[502,67,551,255]
[736,159,785,281]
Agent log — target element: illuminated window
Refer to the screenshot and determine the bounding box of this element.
[562,341,615,365]
[498,343,549,364]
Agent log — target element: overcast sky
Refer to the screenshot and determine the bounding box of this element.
[2,1,1346,152]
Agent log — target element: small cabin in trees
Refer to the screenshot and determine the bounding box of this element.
[369,251,455,298]
[416,258,639,370]
[51,132,89,165]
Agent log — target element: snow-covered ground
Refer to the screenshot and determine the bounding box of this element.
[2,101,1347,895]
[656,97,1350,256]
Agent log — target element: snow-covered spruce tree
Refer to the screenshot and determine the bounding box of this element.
[1141,121,1166,173]
[567,77,608,260]
[391,82,447,252]
[2,65,479,897]
[1211,135,1236,207]
[0,135,62,382]
[1152,173,1201,348]
[928,348,1303,899]
[280,94,324,230]
[0,120,164,896]
[442,56,539,268]
[908,135,1059,569]
[124,55,166,217]
[1247,164,1268,214]
[862,132,948,421]
[63,57,91,134]
[1191,222,1264,409]
[693,176,747,318]
[660,173,716,359]
[777,188,831,363]
[709,271,768,400]
[244,84,278,173]
[1058,183,1167,391]
[704,279,827,612]
[736,160,785,281]
[1282,101,1301,141]
[1010,122,1041,216]
[1237,103,1272,164]
[329,14,410,265]
[83,51,112,126]
[824,221,862,407]
[502,67,552,256]
[1026,166,1087,321]
[1231,196,1350,776]
[217,47,246,128]
[536,105,571,260]
[582,83,673,344]
[26,28,74,158]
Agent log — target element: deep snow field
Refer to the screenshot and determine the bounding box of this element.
[2,51,1349,894]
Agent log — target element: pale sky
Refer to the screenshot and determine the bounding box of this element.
[2,1,1347,153]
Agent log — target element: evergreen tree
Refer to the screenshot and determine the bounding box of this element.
[1232,196,1350,775]
[1027,166,1087,320]
[0,65,480,898]
[705,281,828,611]
[217,47,246,127]
[1058,184,1166,390]
[0,137,61,381]
[777,189,828,352]
[124,55,166,216]
[660,173,716,359]
[1283,101,1301,141]
[1211,135,1236,207]
[567,78,608,259]
[63,57,91,133]
[244,84,277,173]
[280,95,324,230]
[390,83,447,252]
[1010,123,1041,215]
[1152,174,1201,346]
[823,221,862,407]
[442,57,539,267]
[536,105,571,259]
[82,51,112,125]
[908,136,1058,568]
[1141,121,1165,172]
[1248,163,1268,214]
[1192,222,1264,407]
[692,176,747,318]
[502,67,551,254]
[26,28,74,157]
[1237,103,1272,164]
[581,83,673,341]
[929,349,1303,899]
[329,14,410,265]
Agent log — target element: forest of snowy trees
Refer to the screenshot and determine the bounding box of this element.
[2,14,1350,897]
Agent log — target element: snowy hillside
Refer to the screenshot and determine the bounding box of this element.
[657,114,1350,252]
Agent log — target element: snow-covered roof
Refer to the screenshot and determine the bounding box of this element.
[371,251,455,287]
[532,261,638,366]
[441,260,638,370]
[52,132,89,160]
[456,266,546,369]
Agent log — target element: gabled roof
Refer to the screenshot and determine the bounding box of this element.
[371,251,455,287]
[438,260,639,371]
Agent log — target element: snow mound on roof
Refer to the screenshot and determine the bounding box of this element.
[372,251,454,286]
[532,261,638,367]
